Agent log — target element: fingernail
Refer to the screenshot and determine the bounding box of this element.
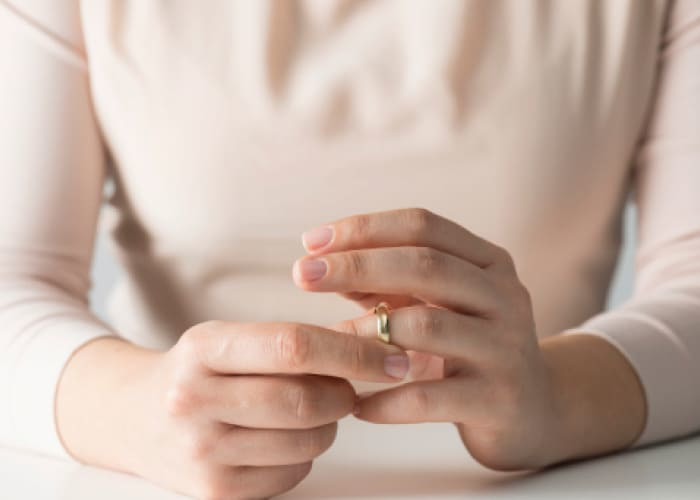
[297,258,327,282]
[302,226,333,251]
[384,354,409,379]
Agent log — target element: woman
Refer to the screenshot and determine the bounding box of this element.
[1,0,699,498]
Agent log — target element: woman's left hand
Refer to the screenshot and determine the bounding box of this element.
[292,208,565,470]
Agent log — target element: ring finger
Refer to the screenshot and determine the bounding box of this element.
[335,305,495,362]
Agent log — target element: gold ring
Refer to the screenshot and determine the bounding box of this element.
[374,302,390,344]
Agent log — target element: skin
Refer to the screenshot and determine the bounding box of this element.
[293,207,647,470]
[56,206,647,499]
[56,321,410,499]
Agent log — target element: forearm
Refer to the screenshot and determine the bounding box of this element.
[540,333,646,465]
[55,336,158,473]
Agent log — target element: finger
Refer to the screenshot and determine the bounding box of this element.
[190,375,354,429]
[213,423,337,466]
[334,305,494,361]
[405,350,445,381]
[187,321,410,382]
[210,462,312,499]
[293,247,499,315]
[354,378,480,423]
[302,207,509,269]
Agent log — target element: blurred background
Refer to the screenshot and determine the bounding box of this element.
[88,203,637,324]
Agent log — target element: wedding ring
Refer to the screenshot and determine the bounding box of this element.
[374,301,390,344]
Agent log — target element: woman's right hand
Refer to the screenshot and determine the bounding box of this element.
[57,320,410,499]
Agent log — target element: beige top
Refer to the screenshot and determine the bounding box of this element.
[1,0,699,459]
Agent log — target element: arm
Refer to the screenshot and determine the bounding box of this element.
[0,0,116,457]
[559,0,700,449]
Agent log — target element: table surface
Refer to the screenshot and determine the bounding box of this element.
[2,417,699,499]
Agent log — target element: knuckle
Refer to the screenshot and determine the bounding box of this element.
[410,307,442,341]
[335,318,360,337]
[178,320,225,363]
[514,280,533,309]
[199,319,227,333]
[183,320,222,345]
[288,383,318,425]
[346,336,365,377]
[500,277,533,318]
[183,430,216,461]
[352,213,373,240]
[404,207,434,240]
[493,245,516,271]
[414,247,444,278]
[406,385,431,417]
[346,251,367,278]
[277,325,312,370]
[178,328,203,358]
[165,377,201,417]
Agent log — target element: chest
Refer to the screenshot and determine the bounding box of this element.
[82,0,665,253]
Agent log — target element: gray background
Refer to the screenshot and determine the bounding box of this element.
[87,204,637,324]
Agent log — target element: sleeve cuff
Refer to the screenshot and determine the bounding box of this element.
[7,317,115,459]
[562,307,700,447]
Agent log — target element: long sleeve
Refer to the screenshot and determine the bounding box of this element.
[0,0,116,458]
[563,0,700,446]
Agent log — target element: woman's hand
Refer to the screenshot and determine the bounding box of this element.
[57,320,409,499]
[292,208,571,470]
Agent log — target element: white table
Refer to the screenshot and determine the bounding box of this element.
[2,417,699,499]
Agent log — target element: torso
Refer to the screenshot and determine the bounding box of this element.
[80,0,667,348]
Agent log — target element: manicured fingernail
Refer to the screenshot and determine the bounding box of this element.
[297,258,327,282]
[384,354,409,379]
[302,226,333,251]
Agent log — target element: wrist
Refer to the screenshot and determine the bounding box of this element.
[56,336,160,472]
[538,333,646,466]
